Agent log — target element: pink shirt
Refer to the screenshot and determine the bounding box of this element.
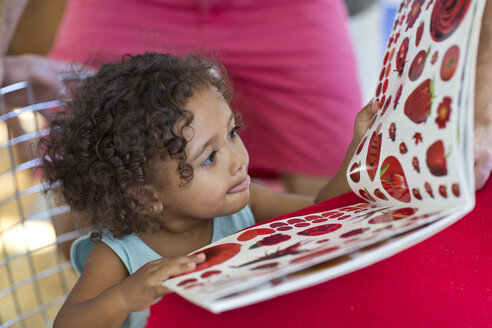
[50,0,361,176]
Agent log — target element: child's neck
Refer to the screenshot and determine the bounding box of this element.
[136,218,213,257]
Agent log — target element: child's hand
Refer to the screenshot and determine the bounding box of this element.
[352,99,379,144]
[116,253,206,312]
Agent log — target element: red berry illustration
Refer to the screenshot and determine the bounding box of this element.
[439,185,448,198]
[366,123,383,182]
[425,182,434,198]
[298,224,342,236]
[379,66,385,81]
[426,140,448,176]
[412,156,420,173]
[396,37,410,77]
[250,234,291,249]
[430,0,471,42]
[388,122,396,141]
[399,142,408,154]
[412,188,423,200]
[394,84,403,109]
[382,95,392,116]
[435,96,452,128]
[237,228,276,242]
[441,45,460,81]
[349,161,361,183]
[380,156,411,203]
[406,0,425,31]
[413,132,423,145]
[431,51,439,64]
[404,79,434,124]
[356,136,368,155]
[415,21,425,46]
[452,183,460,197]
[374,188,388,200]
[359,188,376,202]
[408,47,429,81]
[191,243,242,272]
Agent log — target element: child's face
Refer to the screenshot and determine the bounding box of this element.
[152,86,250,223]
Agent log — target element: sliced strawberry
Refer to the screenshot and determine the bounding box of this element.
[380,156,411,203]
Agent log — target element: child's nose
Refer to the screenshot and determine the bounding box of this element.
[228,142,248,175]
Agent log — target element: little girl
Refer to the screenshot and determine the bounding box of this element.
[40,52,377,328]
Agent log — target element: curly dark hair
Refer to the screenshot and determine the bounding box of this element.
[38,52,232,238]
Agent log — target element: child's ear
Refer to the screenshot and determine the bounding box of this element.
[125,184,164,215]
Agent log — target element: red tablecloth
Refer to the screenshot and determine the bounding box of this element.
[148,177,492,328]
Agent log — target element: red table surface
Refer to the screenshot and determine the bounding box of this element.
[148,177,492,328]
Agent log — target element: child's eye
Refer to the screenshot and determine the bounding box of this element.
[201,150,217,167]
[228,126,242,140]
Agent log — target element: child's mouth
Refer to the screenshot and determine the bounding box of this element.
[227,175,251,194]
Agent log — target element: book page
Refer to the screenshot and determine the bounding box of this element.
[162,0,484,313]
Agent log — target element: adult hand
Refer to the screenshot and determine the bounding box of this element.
[2,54,88,104]
[474,126,492,190]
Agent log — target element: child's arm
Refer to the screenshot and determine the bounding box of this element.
[54,241,205,328]
[249,101,378,223]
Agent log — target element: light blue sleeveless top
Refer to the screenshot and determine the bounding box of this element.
[70,205,255,328]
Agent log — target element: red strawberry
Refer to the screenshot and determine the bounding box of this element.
[412,156,420,173]
[374,188,388,200]
[404,79,434,124]
[380,156,411,203]
[388,122,396,141]
[349,161,361,183]
[425,182,434,198]
[366,123,383,182]
[426,140,448,176]
[408,47,430,81]
[412,188,423,200]
[415,21,425,46]
[396,37,410,77]
[439,185,448,198]
[452,183,460,197]
[399,142,408,154]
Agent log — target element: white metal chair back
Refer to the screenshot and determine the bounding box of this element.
[0,82,83,328]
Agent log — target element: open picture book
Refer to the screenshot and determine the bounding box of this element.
[161,0,486,313]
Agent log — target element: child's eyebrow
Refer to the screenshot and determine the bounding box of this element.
[192,113,234,162]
